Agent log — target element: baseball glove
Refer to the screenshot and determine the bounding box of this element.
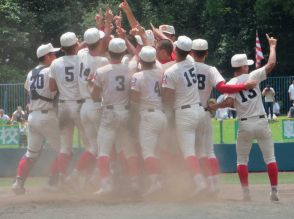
[206,98,217,117]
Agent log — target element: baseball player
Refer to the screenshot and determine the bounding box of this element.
[90,38,139,195]
[130,46,167,195]
[208,34,278,201]
[162,36,207,195]
[156,39,175,70]
[190,39,257,193]
[49,32,89,186]
[65,28,109,188]
[12,43,61,194]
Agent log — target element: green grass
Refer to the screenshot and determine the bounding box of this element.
[221,172,294,184]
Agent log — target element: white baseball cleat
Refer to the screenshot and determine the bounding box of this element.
[143,181,162,197]
[12,178,26,195]
[192,175,207,196]
[94,178,112,196]
[270,188,279,202]
[242,187,251,201]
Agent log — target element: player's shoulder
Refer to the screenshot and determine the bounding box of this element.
[77,48,89,56]
[133,71,143,79]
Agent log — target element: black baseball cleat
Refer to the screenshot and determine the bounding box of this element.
[11,177,26,195]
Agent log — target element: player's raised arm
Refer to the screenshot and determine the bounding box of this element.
[119,0,138,29]
[264,34,277,74]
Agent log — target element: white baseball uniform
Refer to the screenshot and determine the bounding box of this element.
[131,68,167,159]
[226,67,276,165]
[194,63,224,158]
[162,59,205,158]
[78,49,109,155]
[93,63,136,158]
[49,55,89,155]
[24,65,60,158]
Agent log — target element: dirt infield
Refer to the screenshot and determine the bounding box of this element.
[1,183,294,219]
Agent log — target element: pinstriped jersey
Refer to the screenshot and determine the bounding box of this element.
[25,65,56,111]
[49,55,82,100]
[162,59,201,109]
[94,64,131,107]
[196,63,224,108]
[226,67,267,119]
[131,68,162,110]
[78,49,109,99]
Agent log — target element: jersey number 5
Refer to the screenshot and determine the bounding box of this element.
[65,67,74,82]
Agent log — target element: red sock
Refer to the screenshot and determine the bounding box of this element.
[237,164,249,187]
[267,162,278,186]
[97,156,110,178]
[199,157,211,177]
[75,151,96,172]
[185,156,200,175]
[16,156,32,179]
[144,157,160,175]
[209,157,219,176]
[58,153,71,175]
[127,156,140,177]
[50,157,59,176]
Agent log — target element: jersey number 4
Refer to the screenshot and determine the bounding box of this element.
[239,89,257,102]
[184,67,197,87]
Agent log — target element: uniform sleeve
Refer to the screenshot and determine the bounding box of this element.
[24,73,30,91]
[94,70,103,88]
[131,74,140,92]
[49,62,55,79]
[162,70,176,89]
[209,67,224,87]
[225,78,237,99]
[249,67,266,83]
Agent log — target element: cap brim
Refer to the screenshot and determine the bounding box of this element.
[52,48,60,53]
[162,30,174,35]
[247,59,254,65]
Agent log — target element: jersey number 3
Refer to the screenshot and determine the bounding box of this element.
[116,76,125,91]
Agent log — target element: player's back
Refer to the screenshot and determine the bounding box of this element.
[50,55,81,100]
[78,49,109,99]
[196,62,224,108]
[132,68,162,110]
[97,63,130,106]
[25,66,56,111]
[164,59,200,108]
[227,67,266,119]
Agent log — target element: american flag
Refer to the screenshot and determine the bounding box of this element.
[255,31,264,69]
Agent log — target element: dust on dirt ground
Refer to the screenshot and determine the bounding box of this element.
[0,183,294,219]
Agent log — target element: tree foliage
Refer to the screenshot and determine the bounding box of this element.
[0,0,293,83]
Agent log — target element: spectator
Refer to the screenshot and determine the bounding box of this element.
[287,103,294,118]
[0,109,10,124]
[262,84,275,119]
[11,106,26,123]
[288,80,294,104]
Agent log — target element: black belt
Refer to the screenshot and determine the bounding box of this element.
[147,109,155,112]
[59,100,85,104]
[181,105,191,109]
[106,105,129,110]
[240,115,265,121]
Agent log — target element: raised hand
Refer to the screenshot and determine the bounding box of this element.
[266,34,277,48]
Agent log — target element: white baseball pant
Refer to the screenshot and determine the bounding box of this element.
[26,110,60,158]
[236,116,276,165]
